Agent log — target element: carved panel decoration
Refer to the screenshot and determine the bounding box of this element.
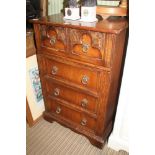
[69,29,105,64]
[40,25,67,52]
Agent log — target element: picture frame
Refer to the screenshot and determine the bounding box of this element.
[96,0,128,19]
[26,55,45,126]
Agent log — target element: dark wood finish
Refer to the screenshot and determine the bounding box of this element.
[26,30,36,57]
[26,98,34,127]
[30,14,128,148]
[30,14,128,34]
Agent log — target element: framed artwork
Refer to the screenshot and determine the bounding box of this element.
[97,0,121,7]
[96,0,128,19]
[29,67,43,103]
[26,55,45,124]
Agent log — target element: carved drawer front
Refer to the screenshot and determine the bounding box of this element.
[47,98,97,132]
[44,57,99,92]
[69,29,105,65]
[40,25,67,53]
[44,77,98,114]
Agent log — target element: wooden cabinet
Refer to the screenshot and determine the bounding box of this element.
[30,14,128,148]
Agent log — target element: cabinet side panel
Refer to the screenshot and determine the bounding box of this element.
[95,71,111,137]
[104,30,127,129]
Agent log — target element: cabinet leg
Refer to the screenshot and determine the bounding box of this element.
[87,137,106,149]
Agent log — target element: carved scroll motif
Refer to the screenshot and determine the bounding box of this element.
[70,29,104,51]
[55,27,67,45]
[69,29,82,45]
[40,25,67,46]
[91,31,104,51]
[70,29,105,60]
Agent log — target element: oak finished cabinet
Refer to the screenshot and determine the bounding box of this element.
[30,14,128,148]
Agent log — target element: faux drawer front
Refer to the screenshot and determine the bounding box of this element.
[45,58,99,92]
[47,99,96,132]
[69,29,105,65]
[40,25,67,52]
[45,77,98,114]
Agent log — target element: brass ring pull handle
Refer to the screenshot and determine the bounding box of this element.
[53,88,60,96]
[81,118,87,126]
[81,75,89,85]
[51,66,58,75]
[50,36,56,45]
[82,43,89,53]
[81,98,88,108]
[56,106,61,114]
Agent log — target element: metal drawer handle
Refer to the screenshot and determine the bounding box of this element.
[81,98,88,108]
[82,43,89,53]
[81,118,87,126]
[51,66,58,75]
[53,88,60,96]
[50,36,56,45]
[81,75,89,85]
[56,106,61,114]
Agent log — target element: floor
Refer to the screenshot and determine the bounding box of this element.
[26,118,129,155]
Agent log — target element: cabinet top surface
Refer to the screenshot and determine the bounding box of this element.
[29,13,128,34]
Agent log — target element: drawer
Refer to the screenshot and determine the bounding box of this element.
[40,25,67,53]
[69,29,105,65]
[44,77,98,114]
[44,57,99,92]
[47,98,97,132]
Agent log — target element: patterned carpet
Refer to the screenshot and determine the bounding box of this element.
[26,118,129,155]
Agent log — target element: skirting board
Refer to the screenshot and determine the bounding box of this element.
[108,134,129,152]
